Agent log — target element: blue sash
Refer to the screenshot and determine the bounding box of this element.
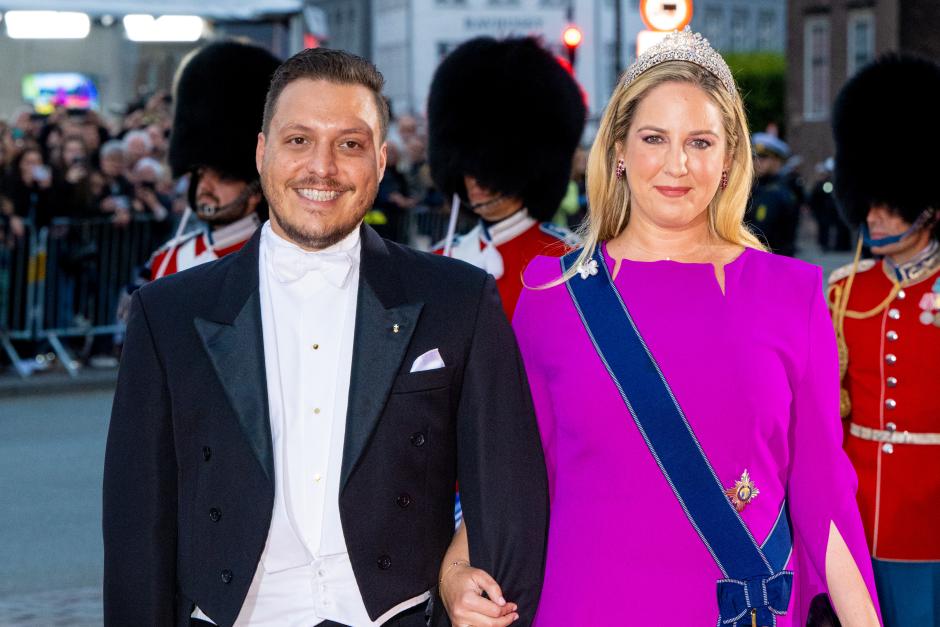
[562,247,794,627]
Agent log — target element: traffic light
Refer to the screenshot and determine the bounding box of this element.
[562,25,582,66]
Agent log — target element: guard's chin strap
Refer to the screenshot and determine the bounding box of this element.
[468,194,506,211]
[862,208,936,247]
[196,180,261,223]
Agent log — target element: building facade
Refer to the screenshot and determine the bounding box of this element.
[692,0,787,54]
[787,0,940,181]
[366,0,644,124]
[314,0,788,129]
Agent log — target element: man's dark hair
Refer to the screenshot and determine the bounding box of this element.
[262,48,389,140]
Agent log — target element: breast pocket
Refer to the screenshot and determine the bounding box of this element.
[390,366,454,394]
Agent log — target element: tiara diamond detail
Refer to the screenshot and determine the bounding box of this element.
[624,27,736,95]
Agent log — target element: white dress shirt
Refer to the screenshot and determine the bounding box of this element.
[194,222,428,625]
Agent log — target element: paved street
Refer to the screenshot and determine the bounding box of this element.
[0,389,112,626]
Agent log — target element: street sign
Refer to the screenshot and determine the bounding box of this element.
[639,0,693,33]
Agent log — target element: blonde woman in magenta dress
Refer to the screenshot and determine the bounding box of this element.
[437,30,881,627]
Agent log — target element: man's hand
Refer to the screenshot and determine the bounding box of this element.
[440,562,519,627]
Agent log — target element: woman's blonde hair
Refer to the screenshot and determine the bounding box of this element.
[553,60,764,284]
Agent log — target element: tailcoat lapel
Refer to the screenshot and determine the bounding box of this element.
[341,225,423,489]
[193,229,274,483]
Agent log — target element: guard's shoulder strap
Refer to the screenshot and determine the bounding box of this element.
[828,258,876,285]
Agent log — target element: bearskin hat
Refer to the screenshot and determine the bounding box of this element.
[832,54,940,227]
[169,40,281,181]
[427,37,586,222]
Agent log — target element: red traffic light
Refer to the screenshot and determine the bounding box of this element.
[562,26,583,49]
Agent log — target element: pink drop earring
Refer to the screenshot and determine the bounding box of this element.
[719,170,729,190]
[615,159,626,180]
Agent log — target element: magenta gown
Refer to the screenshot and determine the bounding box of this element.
[513,245,881,626]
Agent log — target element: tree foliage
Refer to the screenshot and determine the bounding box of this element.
[724,53,786,136]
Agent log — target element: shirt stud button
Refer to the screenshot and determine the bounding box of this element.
[209,508,222,522]
[313,408,321,415]
[397,493,412,508]
[312,343,319,350]
[410,432,426,447]
[377,555,392,570]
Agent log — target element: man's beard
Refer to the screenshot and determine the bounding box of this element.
[263,174,376,250]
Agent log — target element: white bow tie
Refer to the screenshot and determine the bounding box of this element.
[270,245,353,287]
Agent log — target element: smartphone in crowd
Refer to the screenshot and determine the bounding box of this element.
[31,164,51,183]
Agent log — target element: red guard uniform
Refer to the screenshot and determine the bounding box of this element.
[150,214,259,280]
[434,210,577,318]
[828,244,940,561]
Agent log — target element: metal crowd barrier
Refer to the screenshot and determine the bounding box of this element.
[1,221,40,377]
[1,215,165,378]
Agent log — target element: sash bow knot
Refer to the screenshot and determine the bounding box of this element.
[718,571,793,626]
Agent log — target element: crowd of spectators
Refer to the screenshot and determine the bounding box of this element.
[0,95,448,248]
[0,91,185,245]
[372,112,446,244]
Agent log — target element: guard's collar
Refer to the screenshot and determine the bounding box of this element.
[480,208,535,246]
[884,239,940,285]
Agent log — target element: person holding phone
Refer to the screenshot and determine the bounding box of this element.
[2,146,58,228]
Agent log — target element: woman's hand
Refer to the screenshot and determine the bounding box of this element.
[440,561,519,627]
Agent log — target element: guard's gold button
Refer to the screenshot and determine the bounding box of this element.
[885,399,897,410]
[886,330,898,342]
[885,354,897,365]
[888,308,900,320]
[312,343,319,350]
[313,408,321,414]
[882,443,894,454]
[886,376,898,387]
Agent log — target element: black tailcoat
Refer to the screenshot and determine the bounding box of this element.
[102,225,548,626]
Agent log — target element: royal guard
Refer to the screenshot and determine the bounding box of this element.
[428,36,586,317]
[149,41,280,279]
[827,54,940,627]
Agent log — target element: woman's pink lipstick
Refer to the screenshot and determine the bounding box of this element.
[655,186,692,198]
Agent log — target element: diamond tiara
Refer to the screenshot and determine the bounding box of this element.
[624,27,736,95]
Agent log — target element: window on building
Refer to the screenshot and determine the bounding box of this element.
[539,0,568,6]
[757,10,776,51]
[703,7,723,50]
[731,9,750,51]
[435,0,467,6]
[847,10,875,76]
[489,0,520,5]
[803,16,831,121]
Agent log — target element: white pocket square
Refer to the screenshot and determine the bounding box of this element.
[410,348,445,373]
